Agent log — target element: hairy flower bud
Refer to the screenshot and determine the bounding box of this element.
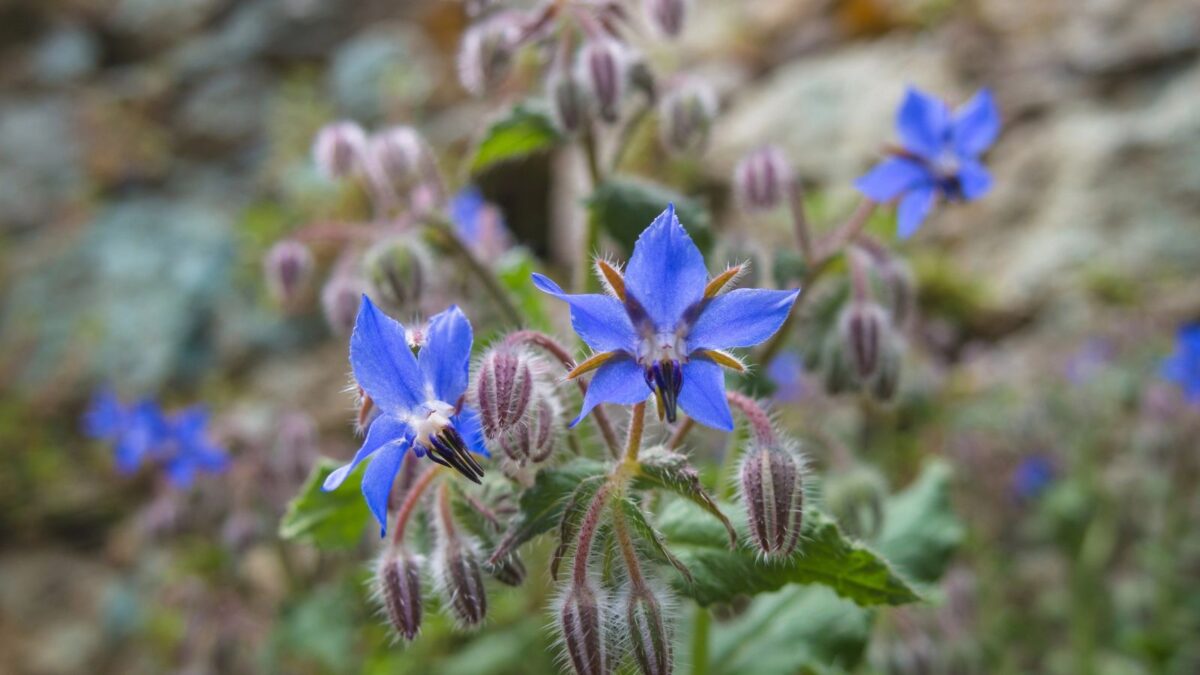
[644,0,687,37]
[313,121,367,180]
[434,495,488,627]
[364,236,430,309]
[869,336,902,402]
[658,78,717,155]
[320,276,364,335]
[376,549,424,641]
[578,39,627,124]
[475,347,536,439]
[625,584,673,675]
[486,552,527,587]
[558,581,611,675]
[366,126,426,194]
[499,395,560,465]
[263,239,314,307]
[458,14,520,96]
[739,440,806,558]
[879,257,916,327]
[838,301,888,381]
[823,466,887,540]
[549,68,593,136]
[734,146,792,212]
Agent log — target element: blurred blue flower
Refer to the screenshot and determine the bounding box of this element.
[767,352,806,403]
[451,186,510,257]
[1162,323,1200,402]
[162,407,231,488]
[323,297,489,535]
[1011,456,1055,500]
[533,205,799,431]
[856,87,1000,239]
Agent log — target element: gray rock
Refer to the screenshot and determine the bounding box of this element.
[29,24,101,85]
[0,98,84,232]
[328,25,439,121]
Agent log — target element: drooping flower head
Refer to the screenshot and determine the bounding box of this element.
[533,205,799,431]
[1162,323,1200,402]
[855,87,1000,238]
[323,297,489,535]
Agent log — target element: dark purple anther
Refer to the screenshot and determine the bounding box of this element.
[645,360,684,423]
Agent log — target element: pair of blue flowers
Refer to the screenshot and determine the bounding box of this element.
[325,205,798,535]
[84,390,229,488]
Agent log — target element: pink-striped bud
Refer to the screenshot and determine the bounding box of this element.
[644,0,687,38]
[739,440,806,558]
[312,121,367,180]
[577,39,627,124]
[733,145,792,212]
[558,581,612,675]
[486,552,527,587]
[263,239,313,307]
[658,78,717,155]
[320,276,364,335]
[625,583,673,675]
[474,347,536,439]
[366,126,426,193]
[838,301,888,381]
[549,68,593,136]
[376,549,424,641]
[457,14,521,96]
[434,499,488,627]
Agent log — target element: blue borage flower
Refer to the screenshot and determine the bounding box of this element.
[323,296,489,535]
[1162,323,1200,402]
[856,86,1000,239]
[533,205,799,431]
[83,390,228,487]
[1011,455,1055,500]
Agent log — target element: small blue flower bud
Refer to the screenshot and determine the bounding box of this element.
[625,583,674,675]
[558,580,612,675]
[377,548,424,641]
[312,121,367,180]
[364,236,431,310]
[658,77,717,156]
[739,439,806,558]
[263,239,313,308]
[734,146,792,212]
[644,0,687,38]
[578,39,627,124]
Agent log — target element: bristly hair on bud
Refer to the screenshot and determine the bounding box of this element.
[432,484,488,627]
[499,394,561,466]
[556,579,613,675]
[363,236,432,310]
[321,276,366,335]
[263,239,314,309]
[658,77,717,156]
[313,121,368,180]
[485,551,527,587]
[738,437,808,558]
[473,346,538,439]
[643,0,687,38]
[622,580,675,675]
[838,301,889,382]
[457,13,521,96]
[733,145,793,212]
[375,548,425,642]
[577,38,628,124]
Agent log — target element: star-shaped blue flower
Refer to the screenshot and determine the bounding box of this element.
[533,205,799,431]
[855,86,1000,239]
[162,407,231,488]
[323,296,489,535]
[1162,323,1200,402]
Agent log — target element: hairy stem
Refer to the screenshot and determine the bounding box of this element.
[612,509,646,588]
[392,464,441,546]
[818,198,877,259]
[576,127,605,294]
[624,402,647,464]
[726,391,777,446]
[572,482,612,586]
[666,416,695,450]
[787,180,815,264]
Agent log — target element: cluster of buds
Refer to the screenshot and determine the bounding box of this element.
[311,120,440,214]
[473,346,562,470]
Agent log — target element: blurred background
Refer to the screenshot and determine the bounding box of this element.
[2,0,1200,673]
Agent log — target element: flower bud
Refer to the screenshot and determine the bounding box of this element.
[880,257,916,327]
[434,496,488,626]
[474,347,536,439]
[263,239,314,307]
[733,146,792,212]
[558,581,611,675]
[838,301,888,381]
[457,14,520,96]
[364,236,430,309]
[644,0,687,38]
[549,68,593,136]
[312,121,367,180]
[739,440,806,558]
[625,584,673,675]
[498,395,560,465]
[486,552,527,587]
[577,39,627,124]
[376,549,424,641]
[658,78,717,155]
[320,276,364,335]
[823,466,887,540]
[366,126,426,193]
[869,337,902,402]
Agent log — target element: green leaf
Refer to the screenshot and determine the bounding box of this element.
[657,498,920,608]
[496,248,552,331]
[877,461,963,584]
[470,104,562,174]
[617,496,693,583]
[279,459,370,549]
[490,459,607,562]
[585,177,713,255]
[634,446,737,547]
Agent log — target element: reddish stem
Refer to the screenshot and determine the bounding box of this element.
[726,391,777,447]
[391,464,441,546]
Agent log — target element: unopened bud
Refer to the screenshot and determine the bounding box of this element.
[486,552,527,587]
[739,440,806,558]
[366,126,426,194]
[658,78,717,155]
[625,584,673,675]
[578,39,627,124]
[838,302,888,381]
[644,0,687,37]
[558,581,611,675]
[880,257,916,327]
[364,237,430,309]
[499,395,559,464]
[458,14,520,96]
[263,239,314,307]
[377,549,424,641]
[823,466,887,540]
[321,277,364,335]
[549,69,593,135]
[869,337,902,402]
[313,121,367,180]
[734,146,792,212]
[434,496,488,626]
[475,348,536,439]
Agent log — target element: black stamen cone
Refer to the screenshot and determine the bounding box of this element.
[645,360,684,423]
[428,428,484,483]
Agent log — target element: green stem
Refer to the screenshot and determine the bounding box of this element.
[576,127,605,293]
[691,604,711,675]
[624,402,646,464]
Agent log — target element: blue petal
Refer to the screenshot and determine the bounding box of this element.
[897,186,937,239]
[419,305,473,404]
[855,157,932,202]
[350,295,425,414]
[532,273,638,353]
[451,187,485,241]
[323,415,413,491]
[686,288,800,352]
[678,357,734,431]
[84,388,125,439]
[957,159,992,200]
[622,205,709,330]
[570,357,648,427]
[361,439,411,537]
[165,457,196,488]
[896,87,950,160]
[114,436,146,474]
[453,407,490,458]
[952,89,1000,158]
